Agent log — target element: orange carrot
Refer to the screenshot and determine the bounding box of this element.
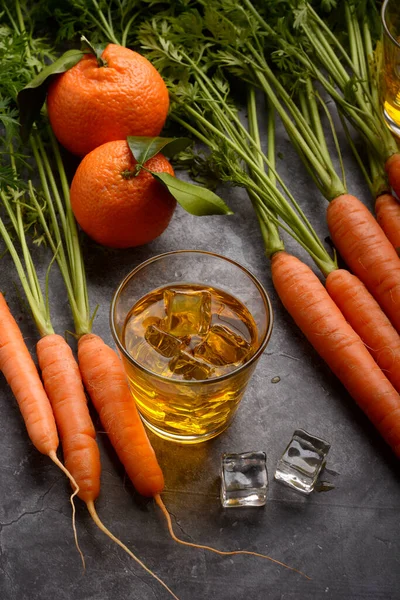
[271,251,400,458]
[326,269,400,395]
[0,293,59,456]
[0,292,81,514]
[375,193,400,253]
[36,333,101,566]
[78,333,164,497]
[36,333,101,504]
[327,194,400,334]
[385,153,400,202]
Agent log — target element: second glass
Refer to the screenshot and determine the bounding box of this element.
[381,0,400,136]
[111,250,273,444]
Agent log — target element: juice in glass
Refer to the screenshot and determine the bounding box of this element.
[111,251,273,443]
[381,0,400,136]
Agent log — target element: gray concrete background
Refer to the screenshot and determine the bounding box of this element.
[0,117,399,600]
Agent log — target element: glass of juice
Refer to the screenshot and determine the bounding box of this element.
[110,250,273,444]
[381,0,400,136]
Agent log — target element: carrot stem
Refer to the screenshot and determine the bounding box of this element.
[247,86,284,256]
[0,209,52,337]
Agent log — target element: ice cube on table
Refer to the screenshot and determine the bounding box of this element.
[194,324,251,366]
[221,451,268,508]
[164,289,211,337]
[169,350,214,380]
[145,324,184,358]
[274,429,331,495]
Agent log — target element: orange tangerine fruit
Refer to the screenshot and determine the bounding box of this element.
[70,140,176,248]
[47,44,169,156]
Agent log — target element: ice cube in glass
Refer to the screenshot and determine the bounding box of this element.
[274,429,330,494]
[194,324,251,366]
[169,350,214,380]
[145,324,184,358]
[164,289,211,337]
[221,451,268,507]
[131,340,171,376]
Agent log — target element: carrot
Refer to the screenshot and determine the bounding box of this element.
[326,269,400,395]
[327,194,400,333]
[385,154,400,202]
[36,333,101,504]
[271,251,400,458]
[0,292,81,511]
[78,333,164,497]
[375,193,400,253]
[36,333,101,567]
[78,333,309,579]
[1,205,91,550]
[0,293,59,456]
[75,332,184,597]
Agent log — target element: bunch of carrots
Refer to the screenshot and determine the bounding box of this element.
[132,0,400,458]
[0,1,310,596]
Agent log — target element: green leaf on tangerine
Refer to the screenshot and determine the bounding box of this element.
[150,172,233,216]
[18,49,85,140]
[127,136,192,166]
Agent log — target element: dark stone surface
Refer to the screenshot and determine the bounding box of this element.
[0,123,399,600]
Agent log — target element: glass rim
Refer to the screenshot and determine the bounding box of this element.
[382,0,400,49]
[110,249,274,385]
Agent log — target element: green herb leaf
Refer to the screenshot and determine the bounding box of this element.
[18,49,85,140]
[150,172,233,216]
[127,136,192,165]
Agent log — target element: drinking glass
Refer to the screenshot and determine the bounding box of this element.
[110,250,273,444]
[381,0,400,136]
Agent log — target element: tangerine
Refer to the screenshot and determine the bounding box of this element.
[70,140,176,248]
[47,44,169,156]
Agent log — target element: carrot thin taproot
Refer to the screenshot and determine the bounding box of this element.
[271,251,400,457]
[327,194,400,333]
[154,495,310,580]
[86,501,179,600]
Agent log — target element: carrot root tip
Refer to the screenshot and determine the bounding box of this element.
[48,451,85,568]
[86,501,179,600]
[154,494,310,580]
